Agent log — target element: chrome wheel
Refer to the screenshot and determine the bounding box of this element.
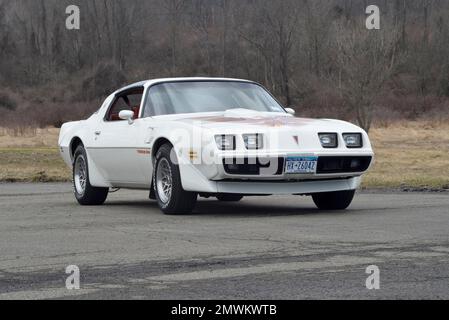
[156,158,173,204]
[74,155,87,195]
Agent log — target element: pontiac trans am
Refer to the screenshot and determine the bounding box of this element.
[58,78,374,214]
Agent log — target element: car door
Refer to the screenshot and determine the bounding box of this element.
[89,87,150,186]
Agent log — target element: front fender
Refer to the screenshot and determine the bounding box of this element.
[151,125,218,193]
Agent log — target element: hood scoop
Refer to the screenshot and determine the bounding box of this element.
[223,108,288,119]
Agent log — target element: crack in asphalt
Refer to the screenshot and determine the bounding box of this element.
[1,241,448,298]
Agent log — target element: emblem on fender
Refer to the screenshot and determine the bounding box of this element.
[293,136,300,145]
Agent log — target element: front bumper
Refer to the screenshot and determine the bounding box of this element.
[178,151,373,194]
[216,176,362,195]
[211,151,374,181]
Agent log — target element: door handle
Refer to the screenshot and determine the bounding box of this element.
[95,131,101,136]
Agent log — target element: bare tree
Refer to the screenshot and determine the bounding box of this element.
[165,0,186,76]
[1,0,449,128]
[220,0,228,76]
[0,0,8,57]
[334,19,401,132]
[191,0,215,75]
[239,0,299,106]
[303,0,333,77]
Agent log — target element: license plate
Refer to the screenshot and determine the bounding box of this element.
[285,156,318,174]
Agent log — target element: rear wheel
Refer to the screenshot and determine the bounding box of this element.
[73,145,109,205]
[312,190,356,210]
[216,194,244,202]
[154,144,197,215]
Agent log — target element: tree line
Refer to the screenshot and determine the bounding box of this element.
[0,0,448,131]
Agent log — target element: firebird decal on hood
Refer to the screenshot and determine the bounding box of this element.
[184,115,314,127]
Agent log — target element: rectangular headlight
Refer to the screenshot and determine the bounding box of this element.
[243,134,263,150]
[215,135,236,150]
[319,133,338,148]
[343,133,363,148]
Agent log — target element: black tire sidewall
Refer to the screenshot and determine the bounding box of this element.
[73,146,89,201]
[73,145,108,205]
[216,194,244,202]
[153,144,197,214]
[312,189,355,210]
[154,145,179,210]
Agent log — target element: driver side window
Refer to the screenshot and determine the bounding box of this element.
[106,87,144,121]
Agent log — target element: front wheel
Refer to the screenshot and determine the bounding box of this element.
[154,144,198,215]
[312,190,356,210]
[73,145,109,205]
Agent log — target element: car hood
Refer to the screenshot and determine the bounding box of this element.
[152,108,363,133]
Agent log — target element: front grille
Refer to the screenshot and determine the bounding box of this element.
[316,156,372,174]
[223,156,372,176]
[223,158,284,175]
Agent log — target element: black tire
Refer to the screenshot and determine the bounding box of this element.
[312,190,356,210]
[216,194,244,202]
[153,144,197,215]
[73,145,109,206]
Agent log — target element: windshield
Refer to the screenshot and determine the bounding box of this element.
[142,81,285,117]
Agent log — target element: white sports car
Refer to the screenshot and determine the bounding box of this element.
[59,78,374,214]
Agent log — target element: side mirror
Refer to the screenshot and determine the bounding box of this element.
[119,110,135,124]
[285,108,296,116]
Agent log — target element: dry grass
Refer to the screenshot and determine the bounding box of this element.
[0,127,60,148]
[0,123,448,188]
[364,121,449,189]
[0,148,70,182]
[0,127,70,182]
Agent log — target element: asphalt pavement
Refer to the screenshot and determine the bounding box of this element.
[0,183,448,299]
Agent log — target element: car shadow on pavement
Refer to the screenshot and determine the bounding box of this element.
[190,199,352,217]
[103,198,353,217]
